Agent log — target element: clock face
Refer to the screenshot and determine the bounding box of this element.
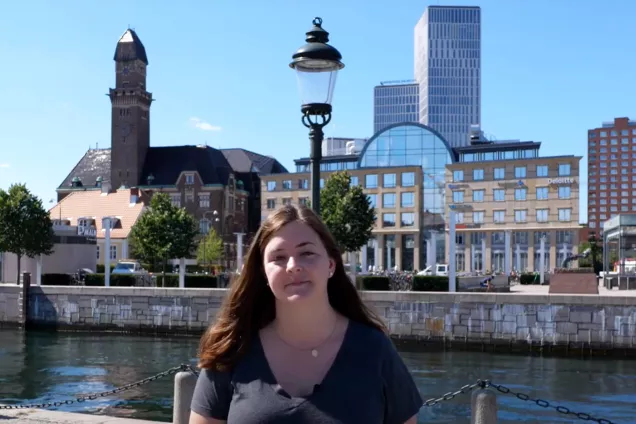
[122,66,130,76]
[120,123,131,137]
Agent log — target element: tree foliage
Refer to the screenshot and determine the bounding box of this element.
[197,227,223,265]
[320,171,376,253]
[0,184,54,283]
[130,193,198,268]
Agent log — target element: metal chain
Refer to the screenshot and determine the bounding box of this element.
[0,363,198,410]
[486,381,615,424]
[422,379,486,407]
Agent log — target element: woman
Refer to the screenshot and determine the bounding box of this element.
[190,205,423,423]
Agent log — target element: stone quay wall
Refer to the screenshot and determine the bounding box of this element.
[1,286,635,351]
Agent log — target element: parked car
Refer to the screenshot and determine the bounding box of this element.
[416,264,449,276]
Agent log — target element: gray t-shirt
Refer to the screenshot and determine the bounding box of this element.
[191,320,423,423]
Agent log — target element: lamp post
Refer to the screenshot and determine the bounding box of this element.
[290,17,344,215]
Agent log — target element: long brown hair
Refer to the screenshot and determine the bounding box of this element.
[198,204,386,370]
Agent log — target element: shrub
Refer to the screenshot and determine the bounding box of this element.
[360,276,391,291]
[41,273,73,285]
[412,276,451,292]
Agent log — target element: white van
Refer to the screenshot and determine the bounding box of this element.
[417,264,449,276]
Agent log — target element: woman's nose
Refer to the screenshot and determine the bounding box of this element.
[286,256,302,273]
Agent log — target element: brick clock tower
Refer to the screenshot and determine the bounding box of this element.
[109,29,153,190]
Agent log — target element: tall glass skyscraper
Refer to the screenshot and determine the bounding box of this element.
[373,82,419,134]
[414,6,481,148]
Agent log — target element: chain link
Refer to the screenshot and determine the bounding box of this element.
[422,379,487,407]
[0,363,198,410]
[486,381,615,424]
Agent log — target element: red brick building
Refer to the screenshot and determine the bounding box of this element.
[55,30,287,248]
[587,117,636,235]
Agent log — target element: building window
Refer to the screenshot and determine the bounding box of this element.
[266,199,276,209]
[267,181,276,191]
[185,174,195,185]
[401,172,415,187]
[382,193,396,208]
[558,208,572,222]
[493,210,505,223]
[96,245,100,260]
[110,245,117,260]
[401,192,415,207]
[350,176,359,186]
[493,189,505,202]
[365,174,378,188]
[473,169,484,181]
[367,194,377,208]
[536,165,548,177]
[515,210,527,223]
[383,173,396,188]
[199,195,210,208]
[200,219,211,234]
[514,188,527,201]
[320,179,325,188]
[382,213,396,227]
[473,211,484,223]
[453,191,464,203]
[536,209,548,222]
[453,170,464,182]
[298,179,309,189]
[299,197,309,206]
[536,187,548,200]
[455,212,464,223]
[473,189,484,202]
[558,186,571,199]
[515,167,527,178]
[401,212,415,227]
[493,168,505,180]
[558,164,571,176]
[185,194,194,204]
[282,180,292,190]
[282,198,292,206]
[170,194,181,207]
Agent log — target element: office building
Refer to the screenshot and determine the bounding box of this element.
[587,117,636,234]
[262,122,456,271]
[445,138,582,273]
[373,81,419,133]
[414,6,481,148]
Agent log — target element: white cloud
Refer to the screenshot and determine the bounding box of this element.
[189,117,221,132]
[0,163,9,168]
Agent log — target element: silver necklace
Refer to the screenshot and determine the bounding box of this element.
[274,318,338,358]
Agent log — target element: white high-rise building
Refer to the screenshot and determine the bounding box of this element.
[414,6,481,148]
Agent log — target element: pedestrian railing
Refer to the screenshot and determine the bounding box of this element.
[0,364,616,424]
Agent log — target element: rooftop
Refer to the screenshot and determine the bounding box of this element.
[114,29,148,65]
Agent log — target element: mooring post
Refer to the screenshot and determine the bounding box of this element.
[173,370,198,424]
[471,387,498,424]
[20,272,31,329]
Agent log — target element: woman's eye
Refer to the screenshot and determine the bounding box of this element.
[301,252,315,257]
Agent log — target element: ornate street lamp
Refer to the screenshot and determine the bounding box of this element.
[290,17,344,215]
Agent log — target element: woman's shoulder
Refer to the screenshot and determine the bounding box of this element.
[347,320,395,355]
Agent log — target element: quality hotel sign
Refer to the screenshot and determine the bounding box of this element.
[548,177,575,185]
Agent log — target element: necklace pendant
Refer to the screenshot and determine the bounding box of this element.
[311,349,319,357]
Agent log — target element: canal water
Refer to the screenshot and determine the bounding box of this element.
[0,330,634,423]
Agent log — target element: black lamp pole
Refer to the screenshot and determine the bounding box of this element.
[290,17,344,215]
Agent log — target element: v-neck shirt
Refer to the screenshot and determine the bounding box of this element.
[191,320,423,423]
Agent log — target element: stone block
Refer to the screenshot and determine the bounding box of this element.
[570,311,592,323]
[453,325,468,336]
[556,322,578,334]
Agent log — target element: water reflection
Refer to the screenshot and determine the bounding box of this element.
[0,330,635,423]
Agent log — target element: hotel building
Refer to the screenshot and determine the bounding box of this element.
[445,139,582,272]
[262,123,456,271]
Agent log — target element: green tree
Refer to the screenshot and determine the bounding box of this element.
[197,227,223,269]
[129,193,198,284]
[320,171,376,255]
[0,184,54,284]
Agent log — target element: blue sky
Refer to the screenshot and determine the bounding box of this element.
[1,0,634,223]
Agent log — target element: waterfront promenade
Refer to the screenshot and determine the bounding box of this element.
[0,407,162,423]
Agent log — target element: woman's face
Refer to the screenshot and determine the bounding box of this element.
[262,221,335,303]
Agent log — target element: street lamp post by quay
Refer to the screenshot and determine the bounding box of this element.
[290,17,344,215]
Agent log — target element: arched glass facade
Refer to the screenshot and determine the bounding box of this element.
[358,123,455,268]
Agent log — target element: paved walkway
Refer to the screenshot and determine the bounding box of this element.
[510,282,636,296]
[0,408,162,423]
